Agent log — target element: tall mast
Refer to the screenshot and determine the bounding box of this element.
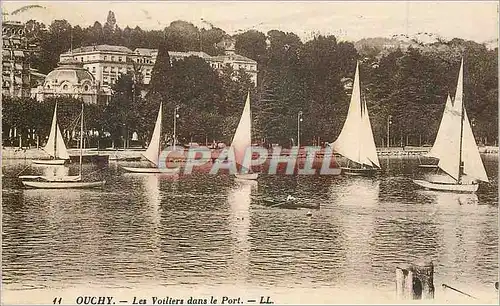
[53,101,57,159]
[79,102,84,177]
[159,103,162,162]
[457,59,465,184]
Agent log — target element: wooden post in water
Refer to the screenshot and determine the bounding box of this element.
[396,260,434,300]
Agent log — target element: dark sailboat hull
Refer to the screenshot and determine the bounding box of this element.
[341,167,378,176]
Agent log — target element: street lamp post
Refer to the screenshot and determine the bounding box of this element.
[173,106,180,150]
[387,115,392,148]
[297,111,303,148]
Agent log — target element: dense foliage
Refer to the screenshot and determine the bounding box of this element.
[4,11,498,148]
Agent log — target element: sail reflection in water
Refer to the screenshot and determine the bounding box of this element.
[138,174,163,270]
[227,180,255,281]
[329,178,379,285]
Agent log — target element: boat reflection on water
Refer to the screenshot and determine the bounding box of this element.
[329,177,380,285]
[419,190,479,207]
[226,179,256,281]
[329,177,380,208]
[44,165,72,180]
[422,190,497,302]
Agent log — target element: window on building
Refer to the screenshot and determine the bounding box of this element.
[84,85,90,91]
[62,84,68,90]
[111,56,115,61]
[104,56,107,61]
[118,57,122,62]
[92,67,96,73]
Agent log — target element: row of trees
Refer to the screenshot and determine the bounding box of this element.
[7,11,498,148]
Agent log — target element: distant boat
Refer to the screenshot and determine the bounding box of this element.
[33,102,70,165]
[21,103,106,189]
[122,103,180,174]
[413,59,489,193]
[232,93,258,180]
[331,61,380,176]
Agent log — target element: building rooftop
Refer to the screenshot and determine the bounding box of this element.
[168,51,212,59]
[212,53,257,63]
[134,48,157,56]
[63,44,134,55]
[45,65,95,85]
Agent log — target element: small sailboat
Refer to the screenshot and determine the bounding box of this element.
[331,61,380,176]
[413,59,489,193]
[122,103,180,174]
[232,93,258,180]
[33,102,70,165]
[22,103,106,189]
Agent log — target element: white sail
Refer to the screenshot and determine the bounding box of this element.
[361,99,380,168]
[437,60,464,181]
[426,95,453,159]
[462,109,489,182]
[43,103,70,160]
[55,125,70,160]
[332,62,379,167]
[231,93,252,169]
[143,103,163,167]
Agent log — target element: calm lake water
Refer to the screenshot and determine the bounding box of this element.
[2,155,498,304]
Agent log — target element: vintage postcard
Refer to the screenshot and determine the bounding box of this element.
[1,0,498,305]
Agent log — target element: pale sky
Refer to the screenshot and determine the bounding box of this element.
[2,1,499,43]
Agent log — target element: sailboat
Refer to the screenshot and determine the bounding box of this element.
[122,103,180,174]
[231,93,258,180]
[331,61,380,176]
[413,59,489,193]
[417,94,454,169]
[21,103,106,189]
[33,102,70,165]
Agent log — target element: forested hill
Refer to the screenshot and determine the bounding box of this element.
[11,11,499,147]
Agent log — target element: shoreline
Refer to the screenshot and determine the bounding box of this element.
[1,146,497,161]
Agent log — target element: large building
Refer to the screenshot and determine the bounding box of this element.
[59,45,155,87]
[2,20,35,98]
[33,62,104,104]
[58,41,258,89]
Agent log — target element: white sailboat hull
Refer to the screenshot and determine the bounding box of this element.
[418,164,439,169]
[32,159,67,165]
[19,175,81,182]
[22,180,106,189]
[413,179,479,193]
[122,166,180,174]
[235,173,259,180]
